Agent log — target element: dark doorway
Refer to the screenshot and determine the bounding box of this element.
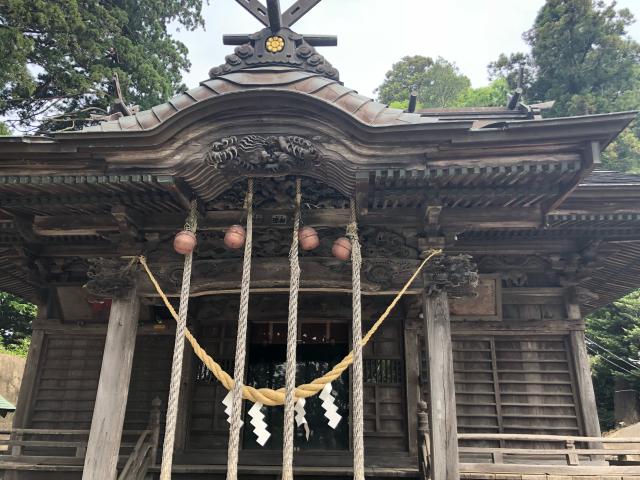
[243,320,350,450]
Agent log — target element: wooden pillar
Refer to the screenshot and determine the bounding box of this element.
[83,284,140,480]
[404,318,422,456]
[422,289,459,480]
[570,329,602,438]
[565,291,602,438]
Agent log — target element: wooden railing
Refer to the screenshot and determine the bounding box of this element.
[0,397,161,477]
[417,431,640,479]
[458,433,640,466]
[117,397,162,480]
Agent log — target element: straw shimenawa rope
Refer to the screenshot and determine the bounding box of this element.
[139,247,442,407]
[282,178,302,480]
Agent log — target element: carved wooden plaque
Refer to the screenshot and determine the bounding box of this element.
[450,274,502,321]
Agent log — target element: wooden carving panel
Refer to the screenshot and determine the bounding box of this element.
[450,274,501,321]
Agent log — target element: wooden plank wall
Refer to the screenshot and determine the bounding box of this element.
[30,335,105,430]
[452,287,586,452]
[453,336,581,443]
[362,318,407,452]
[27,333,172,435]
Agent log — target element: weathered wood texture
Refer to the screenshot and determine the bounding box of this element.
[362,318,407,452]
[454,335,582,455]
[423,290,459,480]
[570,330,602,438]
[83,287,140,480]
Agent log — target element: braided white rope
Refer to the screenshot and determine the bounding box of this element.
[347,200,365,480]
[282,178,302,480]
[160,200,198,480]
[226,178,254,480]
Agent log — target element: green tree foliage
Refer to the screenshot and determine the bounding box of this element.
[489,0,640,171]
[453,78,510,108]
[0,292,36,350]
[375,56,471,108]
[0,0,206,133]
[586,291,640,430]
[0,122,10,135]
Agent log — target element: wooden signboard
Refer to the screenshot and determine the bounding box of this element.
[450,274,502,321]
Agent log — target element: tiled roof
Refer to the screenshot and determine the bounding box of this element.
[581,169,640,186]
[78,67,438,134]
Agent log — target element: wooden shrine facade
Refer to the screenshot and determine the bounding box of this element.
[1,1,640,478]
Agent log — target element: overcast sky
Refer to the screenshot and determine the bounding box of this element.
[174,0,640,99]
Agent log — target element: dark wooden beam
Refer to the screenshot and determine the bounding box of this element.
[12,214,40,244]
[155,175,200,213]
[33,215,118,236]
[28,206,544,239]
[281,0,322,27]
[544,140,601,214]
[29,206,544,238]
[266,0,281,31]
[223,33,337,46]
[234,0,269,27]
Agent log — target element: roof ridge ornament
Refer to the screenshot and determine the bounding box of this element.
[209,0,339,80]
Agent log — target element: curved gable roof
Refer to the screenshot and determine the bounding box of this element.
[78,67,437,135]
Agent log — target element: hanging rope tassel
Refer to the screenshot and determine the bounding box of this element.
[226,178,254,480]
[282,178,302,480]
[347,199,365,480]
[160,200,198,480]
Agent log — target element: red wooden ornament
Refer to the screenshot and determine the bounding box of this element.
[332,237,352,261]
[298,226,320,251]
[174,230,197,255]
[224,224,246,249]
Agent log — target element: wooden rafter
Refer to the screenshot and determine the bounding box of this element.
[234,0,270,27]
[281,0,322,27]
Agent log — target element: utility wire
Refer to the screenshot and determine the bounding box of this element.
[586,336,640,371]
[586,344,637,376]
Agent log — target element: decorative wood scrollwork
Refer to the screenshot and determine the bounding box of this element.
[423,254,478,297]
[85,258,139,298]
[204,135,320,174]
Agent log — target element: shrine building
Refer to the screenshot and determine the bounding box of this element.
[0,1,639,479]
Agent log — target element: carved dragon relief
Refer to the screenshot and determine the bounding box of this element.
[204,135,321,175]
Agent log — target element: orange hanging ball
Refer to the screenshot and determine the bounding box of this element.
[332,237,352,261]
[298,226,320,251]
[224,224,246,249]
[174,230,197,255]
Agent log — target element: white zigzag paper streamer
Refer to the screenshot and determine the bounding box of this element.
[295,398,310,440]
[319,382,342,429]
[222,391,243,427]
[248,402,270,446]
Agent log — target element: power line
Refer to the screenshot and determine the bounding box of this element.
[586,344,637,376]
[586,336,640,372]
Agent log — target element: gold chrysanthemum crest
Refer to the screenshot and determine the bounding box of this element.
[265,35,285,53]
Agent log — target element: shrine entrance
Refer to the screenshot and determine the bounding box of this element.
[184,292,412,461]
[244,318,350,451]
